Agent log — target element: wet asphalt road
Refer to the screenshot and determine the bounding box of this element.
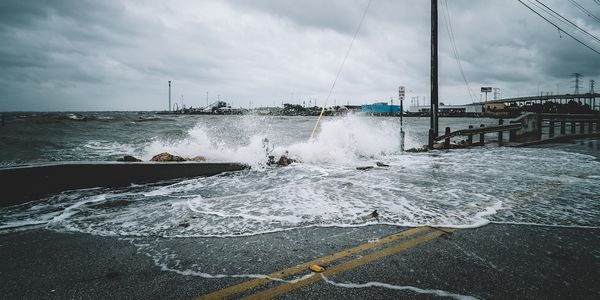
[0,223,599,299]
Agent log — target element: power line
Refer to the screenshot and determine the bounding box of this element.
[518,0,600,55]
[440,0,477,102]
[533,0,600,45]
[569,0,600,24]
[309,0,372,141]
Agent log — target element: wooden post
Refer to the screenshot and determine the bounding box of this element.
[571,121,576,135]
[580,121,585,134]
[548,119,555,138]
[536,115,542,140]
[444,127,451,149]
[467,125,473,145]
[509,129,516,142]
[498,119,504,145]
[589,121,594,133]
[428,128,435,150]
[560,121,566,135]
[479,124,485,145]
[430,0,439,137]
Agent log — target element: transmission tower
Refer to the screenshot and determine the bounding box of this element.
[591,80,595,94]
[572,73,583,94]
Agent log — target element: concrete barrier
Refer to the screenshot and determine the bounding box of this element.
[509,113,541,142]
[0,161,249,207]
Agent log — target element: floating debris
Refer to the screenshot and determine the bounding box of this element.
[376,162,389,167]
[178,222,190,228]
[356,166,374,171]
[366,210,379,219]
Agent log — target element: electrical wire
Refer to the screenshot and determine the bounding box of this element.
[518,0,600,55]
[309,0,372,141]
[532,0,600,45]
[440,0,478,103]
[568,0,600,24]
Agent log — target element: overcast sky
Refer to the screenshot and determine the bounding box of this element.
[1,0,599,111]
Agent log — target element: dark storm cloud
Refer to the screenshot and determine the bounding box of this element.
[229,0,367,35]
[0,0,599,110]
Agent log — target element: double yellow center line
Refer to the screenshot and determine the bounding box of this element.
[196,226,452,300]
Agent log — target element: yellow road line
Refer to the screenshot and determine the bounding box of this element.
[242,229,453,300]
[195,226,429,300]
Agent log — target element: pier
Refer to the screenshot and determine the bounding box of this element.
[424,112,600,150]
[480,93,600,112]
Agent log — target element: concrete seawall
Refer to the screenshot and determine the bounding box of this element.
[0,161,249,207]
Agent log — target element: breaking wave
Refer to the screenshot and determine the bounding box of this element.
[1,114,600,238]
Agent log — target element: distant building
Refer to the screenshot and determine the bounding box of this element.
[361,102,400,115]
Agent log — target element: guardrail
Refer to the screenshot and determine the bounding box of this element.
[425,112,600,150]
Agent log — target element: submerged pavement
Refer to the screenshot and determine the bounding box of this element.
[0,223,599,299]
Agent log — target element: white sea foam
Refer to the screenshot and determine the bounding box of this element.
[1,116,599,237]
[321,274,480,300]
[77,140,137,158]
[138,114,415,167]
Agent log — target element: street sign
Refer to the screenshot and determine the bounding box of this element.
[399,86,405,101]
[481,87,492,93]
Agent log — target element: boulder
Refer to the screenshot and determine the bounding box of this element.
[150,152,185,162]
[275,151,296,166]
[187,155,207,161]
[117,155,142,162]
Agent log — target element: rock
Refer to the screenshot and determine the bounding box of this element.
[276,151,296,166]
[356,166,374,171]
[150,152,185,162]
[187,155,207,161]
[117,155,142,162]
[376,162,389,167]
[178,222,190,228]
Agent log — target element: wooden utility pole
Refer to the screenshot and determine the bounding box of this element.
[430,0,439,136]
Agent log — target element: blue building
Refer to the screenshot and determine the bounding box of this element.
[361,102,400,115]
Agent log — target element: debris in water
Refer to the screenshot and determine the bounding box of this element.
[376,162,389,167]
[356,166,374,171]
[178,222,190,228]
[366,210,379,219]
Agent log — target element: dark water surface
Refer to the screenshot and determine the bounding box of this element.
[0,112,598,237]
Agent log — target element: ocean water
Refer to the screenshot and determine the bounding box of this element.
[1,112,599,238]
